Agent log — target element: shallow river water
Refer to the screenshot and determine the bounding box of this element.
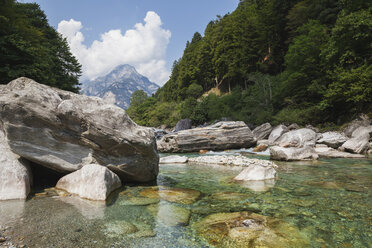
[0,153,371,248]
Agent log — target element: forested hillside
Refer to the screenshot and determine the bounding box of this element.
[128,0,372,128]
[0,0,81,92]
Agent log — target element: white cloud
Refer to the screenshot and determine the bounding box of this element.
[57,11,171,86]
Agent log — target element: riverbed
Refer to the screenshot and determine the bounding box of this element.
[0,153,371,247]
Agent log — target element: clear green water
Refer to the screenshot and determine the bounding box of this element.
[0,155,371,248]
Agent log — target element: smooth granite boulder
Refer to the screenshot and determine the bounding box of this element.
[276,128,317,148]
[341,126,372,154]
[268,125,288,145]
[270,146,318,161]
[159,155,189,164]
[252,123,272,140]
[234,164,277,181]
[0,77,159,182]
[343,114,370,138]
[175,119,192,132]
[56,164,121,201]
[0,129,32,200]
[315,144,365,158]
[157,121,256,153]
[317,132,348,148]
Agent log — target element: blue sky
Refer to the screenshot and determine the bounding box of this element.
[21,0,239,85]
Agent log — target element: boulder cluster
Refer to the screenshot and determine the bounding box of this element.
[0,78,159,201]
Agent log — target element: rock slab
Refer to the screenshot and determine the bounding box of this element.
[270,146,318,161]
[56,164,121,201]
[252,123,272,140]
[0,77,159,182]
[268,125,288,145]
[317,132,348,148]
[0,129,32,200]
[342,126,372,154]
[157,121,256,153]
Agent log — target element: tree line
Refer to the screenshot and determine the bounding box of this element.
[0,0,81,92]
[128,0,372,129]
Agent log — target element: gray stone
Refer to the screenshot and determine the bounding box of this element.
[0,77,159,182]
[305,124,319,133]
[317,132,348,148]
[315,144,365,158]
[175,119,192,132]
[56,164,121,201]
[270,146,318,161]
[234,165,277,181]
[276,128,317,148]
[268,125,288,145]
[341,126,372,154]
[287,123,300,130]
[157,121,256,153]
[343,114,370,138]
[0,129,32,200]
[159,155,188,164]
[252,123,272,140]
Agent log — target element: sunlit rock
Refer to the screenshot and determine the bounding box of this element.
[0,77,159,182]
[159,155,188,164]
[56,164,121,201]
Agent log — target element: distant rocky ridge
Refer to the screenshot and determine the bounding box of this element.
[81,64,159,109]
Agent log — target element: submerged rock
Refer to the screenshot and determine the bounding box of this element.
[317,132,348,148]
[157,121,256,153]
[0,77,159,182]
[252,123,272,140]
[119,197,159,206]
[270,146,318,161]
[159,155,188,164]
[140,186,201,204]
[192,211,309,248]
[0,129,32,200]
[56,164,121,201]
[59,196,106,219]
[237,179,276,192]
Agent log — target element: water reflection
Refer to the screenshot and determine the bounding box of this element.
[58,196,106,219]
[237,178,276,192]
[0,199,25,225]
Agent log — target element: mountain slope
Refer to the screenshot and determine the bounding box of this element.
[81,64,159,109]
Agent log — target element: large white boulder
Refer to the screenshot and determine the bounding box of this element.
[159,155,189,164]
[234,165,277,181]
[268,125,288,145]
[0,129,32,200]
[157,121,256,153]
[252,123,272,140]
[270,146,318,161]
[315,144,364,158]
[56,164,121,201]
[341,126,372,154]
[0,77,159,182]
[317,132,348,148]
[276,128,317,148]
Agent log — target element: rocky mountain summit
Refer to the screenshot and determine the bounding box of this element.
[81,64,159,109]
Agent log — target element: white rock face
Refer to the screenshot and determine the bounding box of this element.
[188,155,276,168]
[270,146,318,161]
[315,144,365,158]
[252,123,272,140]
[342,126,372,154]
[276,128,317,148]
[317,132,348,148]
[157,121,256,153]
[0,129,32,200]
[268,125,288,145]
[0,77,159,182]
[234,165,276,181]
[159,155,189,164]
[56,164,122,201]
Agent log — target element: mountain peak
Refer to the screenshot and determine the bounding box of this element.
[81,64,159,109]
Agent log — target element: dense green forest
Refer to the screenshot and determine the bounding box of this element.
[0,0,81,92]
[128,0,372,129]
